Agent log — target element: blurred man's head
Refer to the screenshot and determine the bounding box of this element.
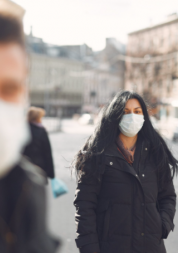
[0,14,30,177]
[0,14,26,104]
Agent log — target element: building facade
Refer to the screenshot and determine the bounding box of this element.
[28,53,84,117]
[82,38,125,113]
[82,68,121,113]
[27,34,125,117]
[125,14,178,113]
[27,35,85,117]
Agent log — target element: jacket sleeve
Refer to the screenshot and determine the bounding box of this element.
[157,168,176,239]
[41,129,55,178]
[74,170,102,253]
[19,179,60,252]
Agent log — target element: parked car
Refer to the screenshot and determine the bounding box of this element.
[78,113,94,125]
[173,126,178,142]
[150,116,160,132]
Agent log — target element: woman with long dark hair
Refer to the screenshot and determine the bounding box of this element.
[73,91,177,253]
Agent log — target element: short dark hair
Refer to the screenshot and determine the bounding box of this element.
[0,14,25,48]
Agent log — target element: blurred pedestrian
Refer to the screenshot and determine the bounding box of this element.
[73,91,177,253]
[0,14,59,253]
[23,107,55,182]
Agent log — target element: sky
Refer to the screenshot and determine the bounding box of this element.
[13,0,178,51]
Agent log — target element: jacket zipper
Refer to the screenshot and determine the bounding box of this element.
[138,142,144,175]
[138,142,146,253]
[131,180,135,253]
[106,154,145,198]
[106,149,146,253]
[130,143,145,253]
[103,207,111,240]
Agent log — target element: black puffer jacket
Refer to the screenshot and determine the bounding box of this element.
[0,157,59,253]
[74,138,176,253]
[23,123,55,179]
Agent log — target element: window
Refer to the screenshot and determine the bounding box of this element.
[175,107,178,118]
[160,38,164,47]
[167,81,171,93]
[90,91,96,97]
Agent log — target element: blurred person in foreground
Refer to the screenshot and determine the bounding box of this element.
[0,14,59,253]
[23,107,55,182]
[73,91,177,253]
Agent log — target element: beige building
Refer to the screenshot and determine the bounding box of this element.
[82,68,121,113]
[28,53,84,117]
[83,38,125,113]
[27,35,125,116]
[29,51,121,116]
[125,14,178,109]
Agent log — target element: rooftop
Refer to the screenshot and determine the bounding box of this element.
[128,13,178,36]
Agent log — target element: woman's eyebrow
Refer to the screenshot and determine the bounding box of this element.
[125,107,142,110]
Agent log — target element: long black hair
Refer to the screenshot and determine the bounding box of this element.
[73,91,178,185]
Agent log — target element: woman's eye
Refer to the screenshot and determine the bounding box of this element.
[135,111,141,114]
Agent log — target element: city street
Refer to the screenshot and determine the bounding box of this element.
[46,119,178,253]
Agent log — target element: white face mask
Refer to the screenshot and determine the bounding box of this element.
[119,113,145,137]
[0,99,31,178]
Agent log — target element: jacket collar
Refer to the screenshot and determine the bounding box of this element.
[104,134,150,199]
[104,142,138,179]
[104,134,151,164]
[105,142,125,160]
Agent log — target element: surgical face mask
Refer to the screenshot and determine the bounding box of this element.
[0,99,30,178]
[119,113,145,137]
